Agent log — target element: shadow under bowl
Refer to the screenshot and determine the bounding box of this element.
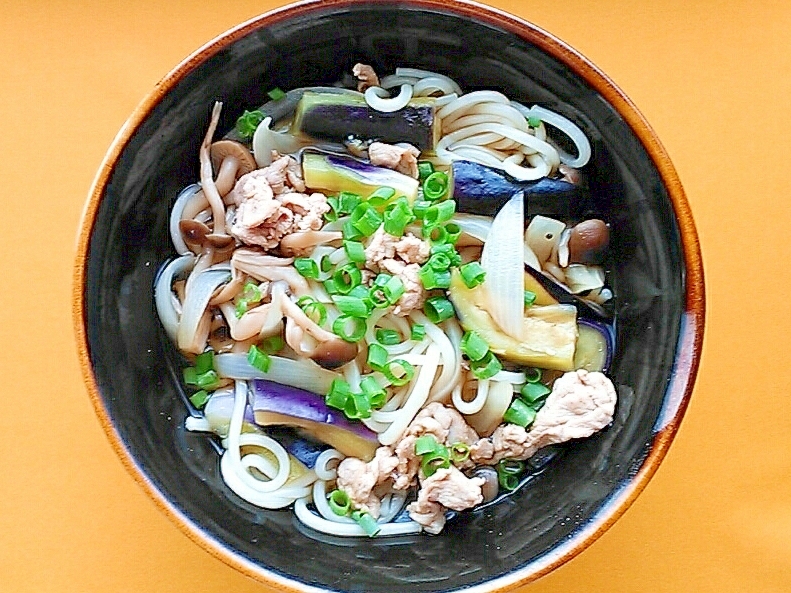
[74,1,705,591]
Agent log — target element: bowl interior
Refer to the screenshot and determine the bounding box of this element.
[80,2,692,591]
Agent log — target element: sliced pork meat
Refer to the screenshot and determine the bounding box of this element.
[368,141,421,178]
[335,447,398,517]
[352,63,380,92]
[406,466,485,534]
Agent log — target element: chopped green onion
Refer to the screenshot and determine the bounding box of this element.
[431,242,462,266]
[324,196,340,222]
[524,290,537,307]
[344,240,366,264]
[460,330,490,362]
[350,202,383,236]
[383,276,405,304]
[332,315,367,342]
[320,254,334,274]
[347,285,370,300]
[247,345,271,373]
[520,381,551,404]
[373,273,391,287]
[294,257,320,279]
[444,222,462,245]
[496,459,526,491]
[368,286,390,309]
[351,510,381,537]
[470,351,502,380]
[422,171,449,201]
[459,261,486,288]
[375,328,401,345]
[360,375,386,409]
[332,295,371,318]
[366,343,389,370]
[428,252,452,271]
[418,265,451,290]
[333,263,363,295]
[524,367,542,383]
[412,200,432,219]
[383,359,415,386]
[194,350,215,375]
[235,109,265,140]
[322,278,340,295]
[423,200,456,225]
[527,115,542,128]
[258,335,285,354]
[325,378,352,409]
[234,282,263,317]
[183,367,198,386]
[345,391,372,419]
[421,447,451,477]
[417,161,434,181]
[423,224,448,245]
[189,389,210,409]
[338,191,362,214]
[424,296,455,323]
[410,324,426,341]
[367,186,396,208]
[267,87,286,101]
[383,200,415,237]
[415,434,441,456]
[449,442,471,464]
[298,297,327,326]
[342,219,365,241]
[196,370,221,389]
[503,398,537,427]
[328,489,352,516]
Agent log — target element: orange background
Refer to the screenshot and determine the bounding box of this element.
[2,0,788,591]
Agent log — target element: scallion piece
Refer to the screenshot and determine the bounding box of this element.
[410,324,426,341]
[325,378,352,410]
[524,367,542,384]
[520,381,551,404]
[383,359,415,386]
[368,286,390,309]
[431,242,462,266]
[235,109,264,140]
[460,330,489,362]
[418,265,451,290]
[383,200,415,237]
[324,196,340,222]
[423,200,456,225]
[258,335,285,354]
[421,448,451,477]
[449,442,471,464]
[343,240,366,264]
[375,328,401,345]
[332,295,371,318]
[298,296,327,326]
[367,186,396,208]
[503,398,537,428]
[428,252,451,271]
[459,261,486,288]
[267,87,286,101]
[422,171,449,201]
[417,161,434,181]
[344,391,372,419]
[496,459,526,491]
[247,345,271,373]
[444,221,462,245]
[333,263,363,295]
[183,367,198,386]
[196,370,221,390]
[423,223,448,245]
[367,343,389,370]
[338,191,362,214]
[350,202,383,236]
[194,350,215,375]
[424,296,455,323]
[527,115,542,128]
[360,375,386,409]
[415,434,441,456]
[294,257,320,279]
[524,290,537,307]
[470,351,502,380]
[342,219,365,241]
[189,389,210,409]
[383,276,405,304]
[328,489,352,516]
[323,278,340,296]
[333,315,367,342]
[412,200,432,219]
[351,510,381,537]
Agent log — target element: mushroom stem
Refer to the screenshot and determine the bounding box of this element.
[199,102,228,237]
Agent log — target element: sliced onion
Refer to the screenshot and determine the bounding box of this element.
[480,192,526,341]
[364,84,413,113]
[214,353,342,395]
[252,116,303,167]
[525,104,591,168]
[169,184,201,255]
[396,67,463,95]
[563,264,606,293]
[154,255,195,343]
[177,268,231,353]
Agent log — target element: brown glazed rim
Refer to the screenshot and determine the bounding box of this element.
[73,0,705,591]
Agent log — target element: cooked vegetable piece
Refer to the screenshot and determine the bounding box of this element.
[449,160,588,219]
[302,153,419,202]
[250,379,379,461]
[292,90,440,150]
[448,269,578,371]
[523,263,611,321]
[574,319,615,372]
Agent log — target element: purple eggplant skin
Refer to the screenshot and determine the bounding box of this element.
[576,319,615,373]
[250,379,379,461]
[451,160,590,221]
[524,264,612,322]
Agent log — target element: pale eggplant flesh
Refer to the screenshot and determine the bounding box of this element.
[523,263,612,321]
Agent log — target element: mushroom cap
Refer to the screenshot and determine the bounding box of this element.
[210,140,257,176]
[309,338,358,370]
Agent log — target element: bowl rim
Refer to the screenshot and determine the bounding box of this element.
[72,0,705,591]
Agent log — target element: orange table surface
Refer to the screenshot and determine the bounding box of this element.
[2,1,788,591]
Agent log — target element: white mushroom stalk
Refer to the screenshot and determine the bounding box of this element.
[169,184,201,255]
[199,102,228,237]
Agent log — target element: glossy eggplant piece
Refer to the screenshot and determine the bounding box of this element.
[302,152,419,201]
[574,319,615,373]
[292,90,440,150]
[524,263,612,321]
[450,160,589,220]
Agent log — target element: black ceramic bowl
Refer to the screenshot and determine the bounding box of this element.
[74,1,704,591]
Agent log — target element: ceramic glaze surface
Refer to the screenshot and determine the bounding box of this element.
[78,1,702,591]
